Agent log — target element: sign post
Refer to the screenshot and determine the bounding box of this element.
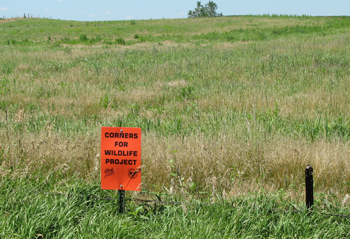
[118,189,126,214]
[101,127,142,213]
[305,164,314,210]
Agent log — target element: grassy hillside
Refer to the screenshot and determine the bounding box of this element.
[0,16,350,238]
[1,16,350,236]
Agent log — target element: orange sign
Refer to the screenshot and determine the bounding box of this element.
[101,127,141,191]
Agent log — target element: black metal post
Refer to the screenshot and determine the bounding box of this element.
[118,190,126,214]
[305,164,314,210]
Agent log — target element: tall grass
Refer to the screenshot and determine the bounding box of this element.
[1,179,350,238]
[1,16,350,46]
[1,16,350,200]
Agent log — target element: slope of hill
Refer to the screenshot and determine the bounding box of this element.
[1,15,350,237]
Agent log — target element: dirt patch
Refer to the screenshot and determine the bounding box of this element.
[167,80,188,88]
[0,17,30,23]
[16,63,30,72]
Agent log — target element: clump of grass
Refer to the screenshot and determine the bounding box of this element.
[79,34,88,41]
[115,37,126,45]
[60,36,71,43]
[89,36,101,44]
[6,39,16,45]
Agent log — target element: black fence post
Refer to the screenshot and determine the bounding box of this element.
[118,189,126,214]
[305,164,314,210]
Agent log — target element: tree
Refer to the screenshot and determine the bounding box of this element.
[188,1,223,18]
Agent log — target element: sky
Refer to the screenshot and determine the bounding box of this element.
[1,0,350,21]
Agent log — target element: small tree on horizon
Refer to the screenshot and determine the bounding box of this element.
[188,1,223,18]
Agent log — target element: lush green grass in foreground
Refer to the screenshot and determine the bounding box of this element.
[1,179,350,238]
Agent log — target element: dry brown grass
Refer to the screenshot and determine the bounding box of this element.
[1,125,349,201]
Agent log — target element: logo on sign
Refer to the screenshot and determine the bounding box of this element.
[128,168,140,179]
[104,168,115,178]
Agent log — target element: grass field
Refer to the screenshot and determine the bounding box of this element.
[1,179,350,238]
[1,15,350,237]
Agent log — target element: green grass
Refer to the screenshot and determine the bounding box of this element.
[1,179,350,238]
[2,16,350,46]
[1,15,350,237]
